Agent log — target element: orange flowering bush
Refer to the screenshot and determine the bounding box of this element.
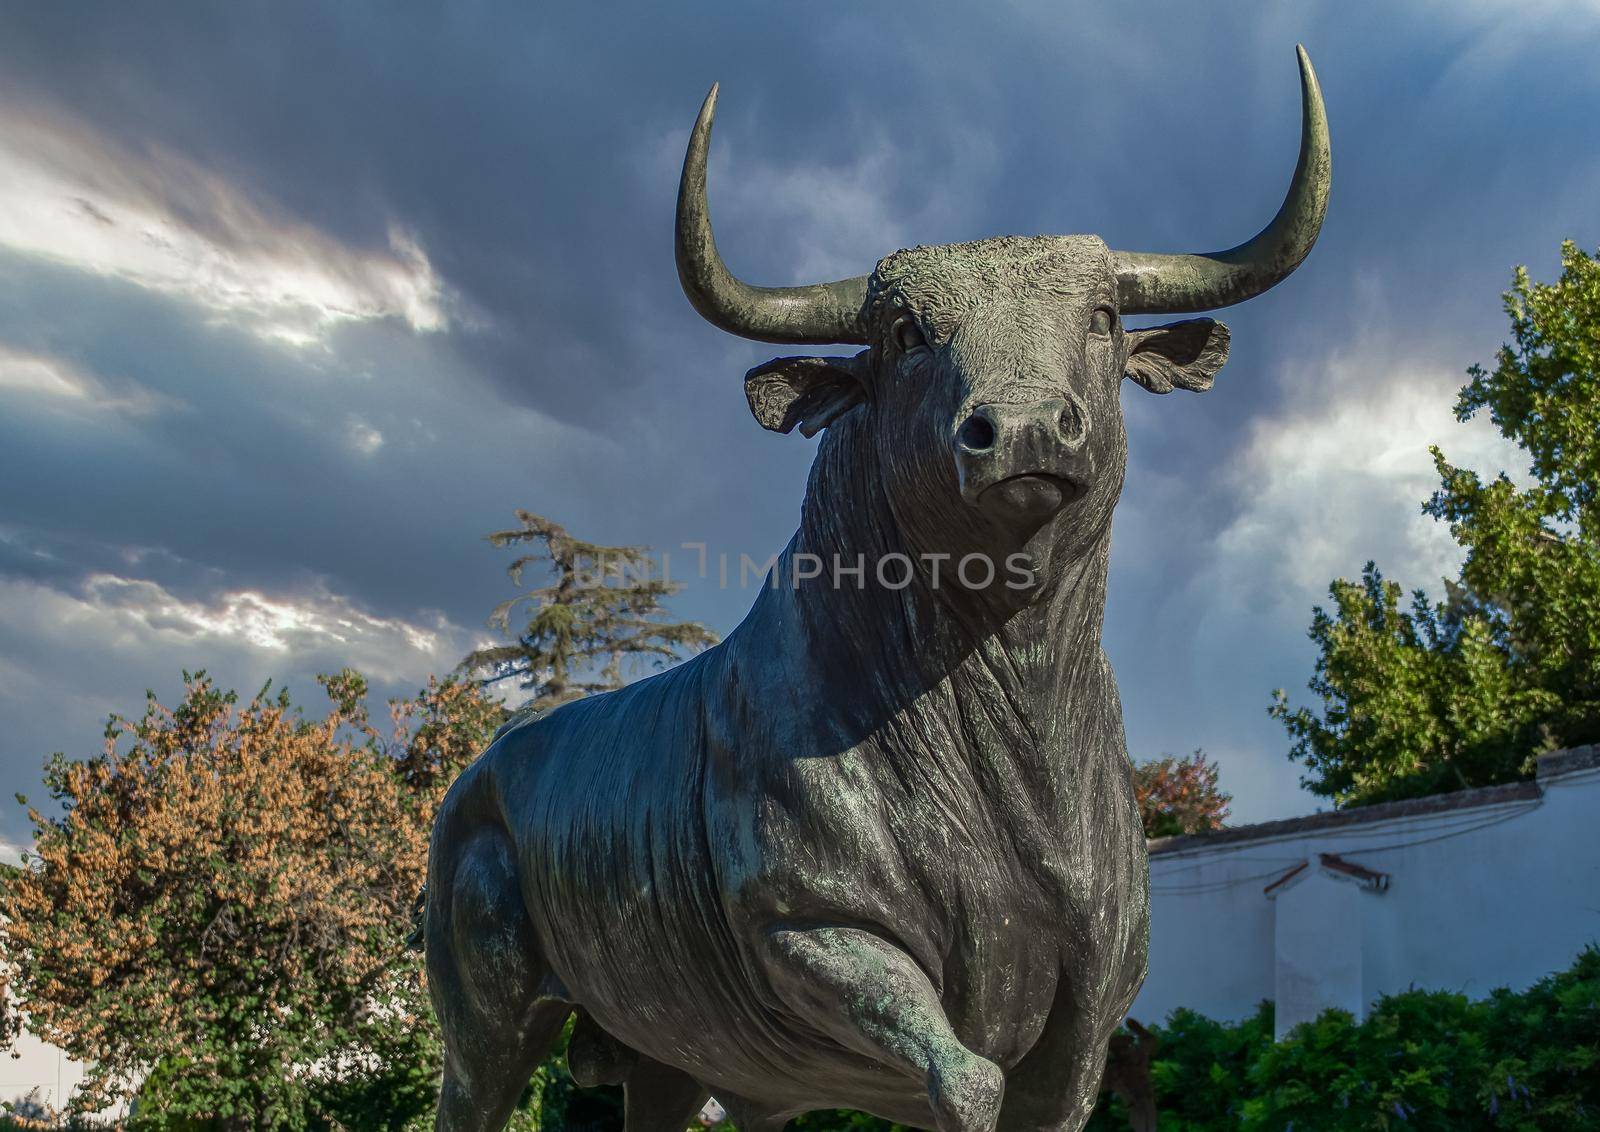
[1132,750,1231,840]
[0,670,501,1129]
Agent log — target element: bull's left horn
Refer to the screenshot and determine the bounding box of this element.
[1113,45,1331,314]
[676,84,871,344]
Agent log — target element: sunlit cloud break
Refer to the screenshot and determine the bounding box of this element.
[1206,348,1529,613]
[0,342,178,415]
[0,102,449,345]
[76,573,446,656]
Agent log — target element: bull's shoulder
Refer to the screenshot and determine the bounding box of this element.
[476,652,725,818]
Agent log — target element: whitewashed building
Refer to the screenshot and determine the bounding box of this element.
[1134,745,1600,1038]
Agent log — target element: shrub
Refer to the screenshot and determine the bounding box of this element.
[1083,946,1600,1131]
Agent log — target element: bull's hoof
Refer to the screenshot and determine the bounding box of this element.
[928,1050,1004,1132]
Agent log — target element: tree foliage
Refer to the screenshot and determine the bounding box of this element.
[1132,751,1231,839]
[0,670,502,1129]
[1243,948,1600,1130]
[1269,564,1540,805]
[1273,242,1600,806]
[1084,947,1600,1131]
[458,510,718,712]
[1085,1004,1274,1132]
[0,861,18,1057]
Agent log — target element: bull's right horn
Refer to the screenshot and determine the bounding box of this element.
[676,84,871,345]
[1113,45,1332,314]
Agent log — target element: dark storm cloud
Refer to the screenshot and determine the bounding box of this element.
[2,0,1600,836]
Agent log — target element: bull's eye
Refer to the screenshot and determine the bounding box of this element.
[893,317,928,354]
[1089,307,1114,337]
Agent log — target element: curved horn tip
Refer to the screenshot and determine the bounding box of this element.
[1113,42,1331,314]
[674,80,871,344]
[1295,44,1319,98]
[693,83,719,133]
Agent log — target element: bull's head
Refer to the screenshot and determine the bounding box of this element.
[677,48,1329,585]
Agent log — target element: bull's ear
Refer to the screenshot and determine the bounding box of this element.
[1124,318,1230,395]
[744,350,870,437]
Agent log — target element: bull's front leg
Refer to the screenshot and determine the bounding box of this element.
[763,925,1004,1132]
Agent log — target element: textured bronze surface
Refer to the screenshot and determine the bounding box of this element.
[426,47,1329,1132]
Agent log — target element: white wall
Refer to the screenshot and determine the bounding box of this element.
[0,1026,86,1119]
[1134,747,1600,1038]
[1272,866,1368,1034]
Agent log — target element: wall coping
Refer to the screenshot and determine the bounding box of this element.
[1147,745,1598,857]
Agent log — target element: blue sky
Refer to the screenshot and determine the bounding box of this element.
[1,1,1598,844]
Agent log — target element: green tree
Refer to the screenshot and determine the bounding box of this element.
[1132,751,1231,839]
[1269,564,1538,806]
[458,510,718,712]
[1272,242,1600,807]
[1428,239,1600,751]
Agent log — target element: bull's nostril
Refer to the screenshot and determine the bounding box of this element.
[957,414,996,452]
[1060,400,1084,440]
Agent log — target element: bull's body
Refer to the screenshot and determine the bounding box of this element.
[426,47,1328,1132]
[434,514,1146,1125]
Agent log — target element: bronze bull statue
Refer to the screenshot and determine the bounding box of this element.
[425,46,1330,1132]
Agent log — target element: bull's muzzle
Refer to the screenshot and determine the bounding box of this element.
[954,395,1091,528]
